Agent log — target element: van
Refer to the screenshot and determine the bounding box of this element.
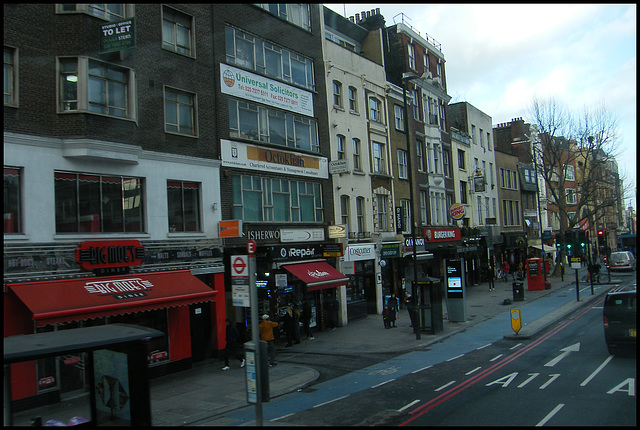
[603,284,636,355]
[608,251,636,272]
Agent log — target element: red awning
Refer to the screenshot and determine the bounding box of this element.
[8,270,217,327]
[282,261,348,291]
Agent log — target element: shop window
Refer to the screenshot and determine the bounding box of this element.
[54,171,144,233]
[4,167,21,233]
[167,181,201,232]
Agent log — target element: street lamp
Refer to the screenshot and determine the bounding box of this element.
[402,71,421,340]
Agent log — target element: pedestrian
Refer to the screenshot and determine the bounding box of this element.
[403,291,416,328]
[302,299,315,340]
[259,314,279,367]
[387,293,399,327]
[382,306,391,329]
[487,264,495,291]
[222,318,244,371]
[283,305,294,347]
[517,261,524,280]
[503,261,510,282]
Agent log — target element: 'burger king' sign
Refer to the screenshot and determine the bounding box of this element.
[449,203,466,221]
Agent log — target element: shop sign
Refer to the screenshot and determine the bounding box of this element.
[220,220,242,238]
[270,244,322,261]
[485,217,497,225]
[100,18,135,53]
[221,139,328,179]
[281,228,324,243]
[381,243,401,258]
[64,356,81,365]
[76,240,145,270]
[329,159,350,174]
[449,203,466,220]
[149,351,168,361]
[246,228,280,242]
[328,224,346,238]
[395,207,404,234]
[322,243,343,258]
[424,228,461,242]
[404,236,425,252]
[344,244,375,262]
[220,63,313,116]
[39,376,55,387]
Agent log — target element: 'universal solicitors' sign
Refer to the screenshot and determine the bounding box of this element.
[220,64,313,117]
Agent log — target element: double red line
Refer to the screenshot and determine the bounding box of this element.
[399,303,598,426]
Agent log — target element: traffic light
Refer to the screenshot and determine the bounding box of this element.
[577,230,587,256]
[564,230,575,255]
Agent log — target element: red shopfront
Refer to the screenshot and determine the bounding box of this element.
[4,242,226,406]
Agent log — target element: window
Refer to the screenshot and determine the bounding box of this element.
[229,99,318,151]
[502,199,521,227]
[477,196,483,224]
[397,149,408,180]
[352,138,361,171]
[400,199,411,233]
[164,87,196,136]
[416,139,424,172]
[524,169,534,184]
[487,132,491,150]
[500,168,518,190]
[420,191,428,225]
[479,128,484,148]
[340,195,350,227]
[375,194,389,231]
[394,105,404,130]
[257,4,311,31]
[4,47,17,106]
[348,86,358,112]
[565,188,577,205]
[457,149,466,170]
[225,26,315,91]
[356,196,365,233]
[336,135,345,159]
[564,164,575,181]
[232,175,323,223]
[332,80,342,108]
[443,149,450,177]
[437,60,443,79]
[54,171,144,233]
[471,125,477,145]
[433,144,440,174]
[408,43,415,70]
[162,6,194,56]
[489,163,494,188]
[58,57,135,119]
[427,97,437,125]
[167,181,201,232]
[372,142,385,174]
[460,181,468,204]
[412,90,420,120]
[88,4,125,20]
[424,52,429,72]
[369,97,381,122]
[4,167,21,233]
[439,100,446,130]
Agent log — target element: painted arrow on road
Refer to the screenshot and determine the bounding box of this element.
[544,342,580,367]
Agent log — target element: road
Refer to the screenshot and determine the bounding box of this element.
[221,274,636,426]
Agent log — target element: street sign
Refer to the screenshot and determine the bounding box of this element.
[571,258,581,270]
[511,310,522,334]
[247,240,257,255]
[232,255,248,278]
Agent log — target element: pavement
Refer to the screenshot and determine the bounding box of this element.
[12,266,628,427]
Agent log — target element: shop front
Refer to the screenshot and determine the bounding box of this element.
[3,239,225,409]
[341,243,378,320]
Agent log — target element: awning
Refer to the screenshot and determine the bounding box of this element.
[8,270,217,327]
[529,243,557,254]
[282,261,348,291]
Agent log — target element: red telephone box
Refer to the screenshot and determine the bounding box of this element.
[526,258,545,291]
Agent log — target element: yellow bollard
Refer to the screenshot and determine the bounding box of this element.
[510,310,522,335]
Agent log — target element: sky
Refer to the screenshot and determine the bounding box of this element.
[326,4,637,209]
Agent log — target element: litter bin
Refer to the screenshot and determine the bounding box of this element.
[512,281,524,301]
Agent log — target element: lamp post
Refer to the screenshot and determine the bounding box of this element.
[402,72,420,340]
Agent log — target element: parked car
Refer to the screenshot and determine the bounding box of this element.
[608,251,636,272]
[603,284,636,355]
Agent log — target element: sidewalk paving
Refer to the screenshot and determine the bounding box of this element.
[12,266,623,426]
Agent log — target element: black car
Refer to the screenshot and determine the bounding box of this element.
[603,284,636,355]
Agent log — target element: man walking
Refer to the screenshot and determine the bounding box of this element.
[222,318,245,371]
[259,314,279,367]
[403,291,416,328]
[487,264,495,291]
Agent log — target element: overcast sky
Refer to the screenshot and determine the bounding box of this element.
[326,4,636,209]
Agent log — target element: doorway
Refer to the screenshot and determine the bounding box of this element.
[189,303,211,362]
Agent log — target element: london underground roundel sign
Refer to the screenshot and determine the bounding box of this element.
[449,203,466,221]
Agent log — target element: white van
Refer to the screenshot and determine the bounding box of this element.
[608,251,636,272]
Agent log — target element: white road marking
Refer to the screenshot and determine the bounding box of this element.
[371,379,395,388]
[517,373,540,388]
[446,353,464,361]
[313,395,349,408]
[490,354,503,362]
[580,355,614,386]
[435,380,456,391]
[465,367,482,375]
[271,413,295,421]
[509,343,522,350]
[397,399,421,412]
[412,365,432,374]
[536,403,564,426]
[539,374,561,390]
[477,343,492,350]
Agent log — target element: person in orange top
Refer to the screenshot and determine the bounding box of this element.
[259,314,279,366]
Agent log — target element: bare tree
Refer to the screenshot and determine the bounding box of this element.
[528,97,630,274]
